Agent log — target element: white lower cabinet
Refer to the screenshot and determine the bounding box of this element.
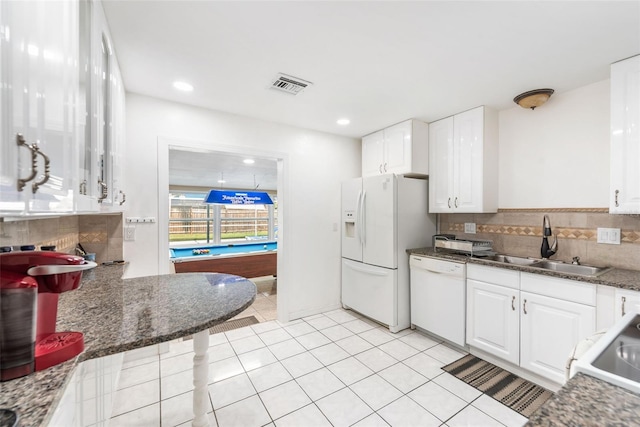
[467,279,520,365]
[466,265,596,385]
[520,290,595,384]
[49,352,124,427]
[614,288,640,321]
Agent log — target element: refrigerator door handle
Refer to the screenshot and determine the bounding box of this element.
[356,190,363,245]
[345,261,388,276]
[360,190,367,245]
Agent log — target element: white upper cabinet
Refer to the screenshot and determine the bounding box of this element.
[428,106,498,213]
[92,1,126,210]
[0,0,79,214]
[362,119,428,177]
[610,55,640,214]
[0,0,125,216]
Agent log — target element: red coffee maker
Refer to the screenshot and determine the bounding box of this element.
[0,251,96,381]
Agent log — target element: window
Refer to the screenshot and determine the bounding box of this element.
[169,191,277,244]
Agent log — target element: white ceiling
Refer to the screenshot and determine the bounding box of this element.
[169,148,278,191]
[103,1,639,189]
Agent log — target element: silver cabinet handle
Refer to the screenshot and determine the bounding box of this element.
[119,190,126,205]
[379,164,383,174]
[383,163,387,172]
[615,189,620,207]
[31,147,50,193]
[79,180,87,195]
[447,197,451,208]
[98,180,108,202]
[512,296,516,311]
[523,299,528,315]
[455,197,459,208]
[622,296,626,317]
[16,133,38,192]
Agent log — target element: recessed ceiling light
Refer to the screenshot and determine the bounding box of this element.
[243,159,255,164]
[217,180,226,184]
[337,118,350,126]
[173,81,194,92]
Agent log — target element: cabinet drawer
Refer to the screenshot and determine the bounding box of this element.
[467,264,519,289]
[520,273,595,306]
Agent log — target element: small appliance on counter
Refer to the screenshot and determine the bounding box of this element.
[0,251,97,381]
[433,234,494,257]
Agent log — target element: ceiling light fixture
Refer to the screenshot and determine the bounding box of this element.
[243,159,255,164]
[173,81,194,92]
[337,118,350,126]
[513,88,554,110]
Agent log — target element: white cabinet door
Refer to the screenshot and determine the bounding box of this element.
[466,279,520,365]
[428,117,454,213]
[520,291,595,384]
[0,0,78,214]
[614,288,640,320]
[384,120,412,175]
[453,107,484,212]
[362,131,384,177]
[428,106,497,213]
[610,55,640,214]
[362,174,397,269]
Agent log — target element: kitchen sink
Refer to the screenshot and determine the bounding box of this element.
[481,254,611,277]
[530,260,611,277]
[483,254,542,266]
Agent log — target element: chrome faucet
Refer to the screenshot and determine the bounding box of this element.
[541,215,558,259]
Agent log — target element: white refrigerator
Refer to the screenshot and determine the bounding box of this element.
[341,174,436,332]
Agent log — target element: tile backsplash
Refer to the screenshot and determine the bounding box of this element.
[0,213,123,264]
[441,209,640,271]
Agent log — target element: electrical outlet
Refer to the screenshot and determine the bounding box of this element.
[597,227,621,245]
[124,226,136,241]
[464,222,477,234]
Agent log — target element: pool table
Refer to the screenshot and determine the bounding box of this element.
[171,241,277,278]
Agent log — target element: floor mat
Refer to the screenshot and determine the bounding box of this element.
[183,316,260,340]
[210,316,260,334]
[442,353,553,418]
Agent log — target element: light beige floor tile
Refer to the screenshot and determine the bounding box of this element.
[274,403,332,427]
[109,403,160,427]
[377,395,441,427]
[112,380,160,416]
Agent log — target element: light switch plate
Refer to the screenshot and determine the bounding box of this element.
[464,223,477,234]
[124,226,136,241]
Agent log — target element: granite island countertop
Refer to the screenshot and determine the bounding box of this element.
[0,265,257,427]
[526,373,640,426]
[408,247,640,291]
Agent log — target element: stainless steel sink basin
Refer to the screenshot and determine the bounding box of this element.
[483,254,542,266]
[480,254,611,277]
[530,260,611,277]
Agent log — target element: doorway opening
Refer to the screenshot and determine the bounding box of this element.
[158,140,288,324]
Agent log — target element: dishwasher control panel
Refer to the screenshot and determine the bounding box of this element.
[410,255,465,276]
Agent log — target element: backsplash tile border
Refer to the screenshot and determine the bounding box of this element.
[447,223,640,244]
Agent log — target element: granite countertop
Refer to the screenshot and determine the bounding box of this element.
[526,373,640,426]
[0,265,257,427]
[408,247,640,291]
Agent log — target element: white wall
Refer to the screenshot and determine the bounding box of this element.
[123,93,361,321]
[499,80,610,208]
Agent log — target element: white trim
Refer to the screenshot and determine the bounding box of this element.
[157,136,290,322]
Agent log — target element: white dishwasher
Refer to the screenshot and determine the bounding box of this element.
[410,255,466,347]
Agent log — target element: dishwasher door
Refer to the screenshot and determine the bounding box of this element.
[410,255,466,347]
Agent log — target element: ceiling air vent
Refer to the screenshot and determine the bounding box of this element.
[270,73,312,95]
